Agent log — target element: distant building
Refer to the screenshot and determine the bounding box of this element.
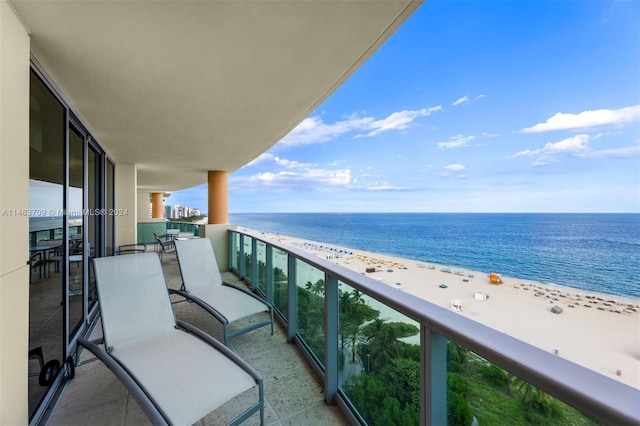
[164,205,173,219]
[164,204,200,219]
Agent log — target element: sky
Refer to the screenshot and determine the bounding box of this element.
[166,0,640,214]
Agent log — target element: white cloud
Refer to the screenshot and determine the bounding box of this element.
[480,132,500,138]
[236,168,353,188]
[445,164,465,172]
[437,132,497,149]
[530,156,559,167]
[252,171,295,182]
[452,94,487,106]
[453,95,470,106]
[278,106,442,146]
[543,134,590,153]
[513,134,590,158]
[437,134,476,149]
[272,156,312,168]
[244,153,313,169]
[438,163,466,176]
[355,107,443,138]
[512,134,639,165]
[366,182,412,191]
[233,154,354,189]
[521,105,640,133]
[578,144,640,159]
[512,149,539,158]
[278,116,370,146]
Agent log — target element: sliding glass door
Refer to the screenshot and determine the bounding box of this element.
[28,66,112,422]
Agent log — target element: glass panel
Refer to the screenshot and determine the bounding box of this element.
[243,236,252,282]
[272,248,288,319]
[28,71,65,418]
[256,241,266,295]
[230,232,239,271]
[296,260,325,366]
[106,160,114,257]
[340,282,420,425]
[444,342,598,426]
[68,127,84,340]
[34,230,51,244]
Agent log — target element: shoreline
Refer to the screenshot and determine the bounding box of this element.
[242,227,640,389]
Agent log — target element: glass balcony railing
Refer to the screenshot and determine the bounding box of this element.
[165,220,201,235]
[29,225,82,247]
[136,220,202,244]
[272,247,289,320]
[229,228,639,425]
[256,240,267,295]
[296,261,326,368]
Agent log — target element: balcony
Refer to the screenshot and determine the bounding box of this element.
[47,253,348,425]
[45,228,639,425]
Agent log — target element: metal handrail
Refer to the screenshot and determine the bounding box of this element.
[233,228,640,425]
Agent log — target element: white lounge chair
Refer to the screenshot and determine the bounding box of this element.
[173,238,274,345]
[78,253,264,425]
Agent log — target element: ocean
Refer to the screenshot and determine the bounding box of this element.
[228,213,640,300]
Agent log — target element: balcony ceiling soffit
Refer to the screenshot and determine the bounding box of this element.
[11,0,421,192]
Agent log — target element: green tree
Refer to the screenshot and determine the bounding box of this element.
[447,373,473,426]
[362,320,419,370]
[447,341,469,373]
[514,378,561,420]
[339,289,379,362]
[380,358,421,408]
[346,372,419,426]
[305,278,324,296]
[482,363,510,393]
[297,283,325,361]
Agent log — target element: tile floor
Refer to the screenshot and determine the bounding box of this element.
[46,254,349,426]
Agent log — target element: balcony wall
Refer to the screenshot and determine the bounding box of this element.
[0,1,30,423]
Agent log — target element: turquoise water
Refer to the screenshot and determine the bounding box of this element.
[229,213,640,299]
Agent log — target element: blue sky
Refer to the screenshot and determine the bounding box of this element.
[166,0,640,213]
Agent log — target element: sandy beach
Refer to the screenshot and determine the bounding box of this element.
[244,228,640,389]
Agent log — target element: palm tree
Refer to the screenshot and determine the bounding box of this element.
[362,320,418,370]
[305,278,325,296]
[515,378,554,415]
[339,289,378,362]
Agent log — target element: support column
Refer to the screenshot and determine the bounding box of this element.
[115,164,137,247]
[136,191,150,220]
[208,170,228,224]
[151,193,164,219]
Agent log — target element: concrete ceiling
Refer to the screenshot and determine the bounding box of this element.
[11,0,422,193]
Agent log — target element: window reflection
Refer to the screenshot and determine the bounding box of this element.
[28,71,65,417]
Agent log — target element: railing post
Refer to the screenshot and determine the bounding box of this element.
[227,231,234,270]
[251,238,258,290]
[266,245,273,304]
[287,256,297,343]
[239,234,246,279]
[421,325,447,425]
[324,273,339,404]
